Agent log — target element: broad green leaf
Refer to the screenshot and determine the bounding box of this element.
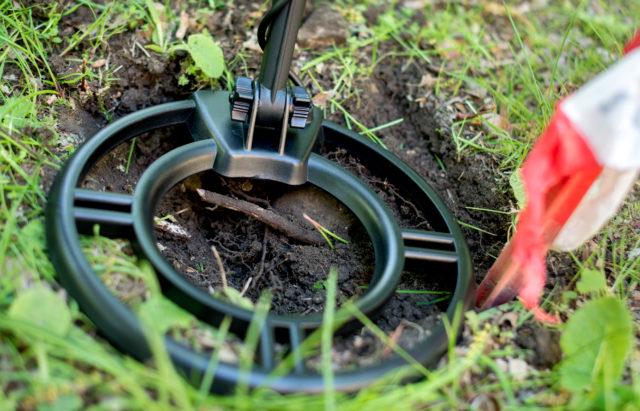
[138,296,193,334]
[576,268,607,294]
[559,297,632,393]
[8,287,71,337]
[186,34,225,79]
[0,97,35,129]
[509,168,526,209]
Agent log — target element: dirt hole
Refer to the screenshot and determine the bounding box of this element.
[79,127,458,369]
[155,174,375,315]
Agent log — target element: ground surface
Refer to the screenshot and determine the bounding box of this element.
[63,0,509,367]
[52,0,506,366]
[74,28,464,371]
[1,0,639,410]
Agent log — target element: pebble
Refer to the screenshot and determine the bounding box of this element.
[495,358,508,373]
[297,5,349,49]
[353,335,364,350]
[508,358,529,381]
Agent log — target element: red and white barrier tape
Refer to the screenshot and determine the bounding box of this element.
[476,29,640,322]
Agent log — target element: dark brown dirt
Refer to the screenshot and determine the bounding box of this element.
[155,175,375,315]
[51,0,562,370]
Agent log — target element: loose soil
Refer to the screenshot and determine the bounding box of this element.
[51,0,562,372]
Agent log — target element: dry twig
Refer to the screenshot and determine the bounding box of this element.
[210,244,227,288]
[197,188,324,245]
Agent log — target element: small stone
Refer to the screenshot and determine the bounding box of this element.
[154,219,191,239]
[508,358,529,381]
[243,32,262,53]
[470,394,499,411]
[353,335,364,349]
[92,58,107,68]
[44,94,58,106]
[495,358,508,373]
[403,1,425,10]
[516,325,562,368]
[297,5,349,49]
[218,345,239,364]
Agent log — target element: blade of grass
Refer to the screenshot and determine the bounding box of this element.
[196,315,232,405]
[344,302,432,378]
[235,291,272,399]
[322,268,338,411]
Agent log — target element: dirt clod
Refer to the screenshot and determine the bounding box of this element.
[298,5,349,49]
[516,325,563,368]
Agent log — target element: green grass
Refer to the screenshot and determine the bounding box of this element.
[1,0,640,409]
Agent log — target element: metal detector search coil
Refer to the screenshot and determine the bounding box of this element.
[45,0,474,393]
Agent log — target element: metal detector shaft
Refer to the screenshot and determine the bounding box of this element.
[259,0,306,94]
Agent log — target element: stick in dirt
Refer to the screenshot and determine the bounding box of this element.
[196,188,325,245]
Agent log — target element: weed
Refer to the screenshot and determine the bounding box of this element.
[559,297,634,410]
[160,33,226,81]
[210,245,254,310]
[322,268,338,410]
[312,279,327,292]
[303,213,350,249]
[140,1,226,84]
[125,137,136,174]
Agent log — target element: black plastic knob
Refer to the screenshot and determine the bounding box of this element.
[230,77,254,122]
[290,86,311,128]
